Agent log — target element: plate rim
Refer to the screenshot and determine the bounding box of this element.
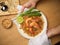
[12,9,47,39]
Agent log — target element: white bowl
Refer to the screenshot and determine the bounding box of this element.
[12,9,47,39]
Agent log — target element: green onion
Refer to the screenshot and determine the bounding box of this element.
[16,7,41,24]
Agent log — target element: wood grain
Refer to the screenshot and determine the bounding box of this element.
[0,0,19,16]
[0,0,60,45]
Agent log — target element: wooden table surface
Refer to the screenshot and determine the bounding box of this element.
[0,0,60,45]
[0,0,19,16]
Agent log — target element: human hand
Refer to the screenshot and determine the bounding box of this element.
[21,0,39,12]
[47,25,60,38]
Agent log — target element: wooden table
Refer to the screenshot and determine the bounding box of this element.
[0,0,60,45]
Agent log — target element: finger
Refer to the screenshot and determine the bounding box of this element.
[20,6,25,12]
[31,4,36,8]
[23,2,32,8]
[47,29,52,38]
[31,2,36,8]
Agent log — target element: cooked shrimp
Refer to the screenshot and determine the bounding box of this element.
[21,16,43,36]
[25,17,32,26]
[33,16,40,22]
[30,22,40,29]
[29,28,34,34]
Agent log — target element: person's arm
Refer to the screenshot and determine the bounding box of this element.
[47,25,60,38]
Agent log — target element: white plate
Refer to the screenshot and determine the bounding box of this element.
[12,9,47,39]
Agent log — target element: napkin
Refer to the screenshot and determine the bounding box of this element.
[17,5,28,13]
[17,5,51,45]
[28,31,51,45]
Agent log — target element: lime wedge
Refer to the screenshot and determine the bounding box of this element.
[16,16,24,23]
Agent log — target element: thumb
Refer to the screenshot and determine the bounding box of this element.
[23,2,32,8]
[21,2,32,12]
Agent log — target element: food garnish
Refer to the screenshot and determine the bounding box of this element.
[16,7,41,24]
[16,16,24,23]
[16,8,43,36]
